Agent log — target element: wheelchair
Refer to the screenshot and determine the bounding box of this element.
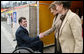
[12,39,41,53]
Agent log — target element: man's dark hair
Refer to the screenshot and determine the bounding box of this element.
[18,17,26,24]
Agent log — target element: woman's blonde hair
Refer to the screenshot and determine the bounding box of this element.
[49,1,56,10]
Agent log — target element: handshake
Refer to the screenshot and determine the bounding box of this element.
[39,33,45,38]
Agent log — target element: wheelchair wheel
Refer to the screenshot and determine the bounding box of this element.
[12,47,34,53]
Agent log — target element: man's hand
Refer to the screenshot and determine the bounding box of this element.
[39,33,45,38]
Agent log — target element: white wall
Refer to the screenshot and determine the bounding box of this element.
[12,5,29,37]
[12,5,37,38]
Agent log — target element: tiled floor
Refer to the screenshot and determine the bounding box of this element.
[43,46,55,53]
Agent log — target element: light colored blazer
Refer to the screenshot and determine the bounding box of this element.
[43,10,83,53]
[43,14,62,36]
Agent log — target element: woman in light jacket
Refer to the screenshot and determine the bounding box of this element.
[39,1,83,53]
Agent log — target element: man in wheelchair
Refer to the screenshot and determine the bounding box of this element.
[15,17,43,53]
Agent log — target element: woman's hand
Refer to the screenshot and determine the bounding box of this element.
[39,33,45,38]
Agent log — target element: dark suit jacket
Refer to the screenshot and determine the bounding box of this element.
[15,26,40,47]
